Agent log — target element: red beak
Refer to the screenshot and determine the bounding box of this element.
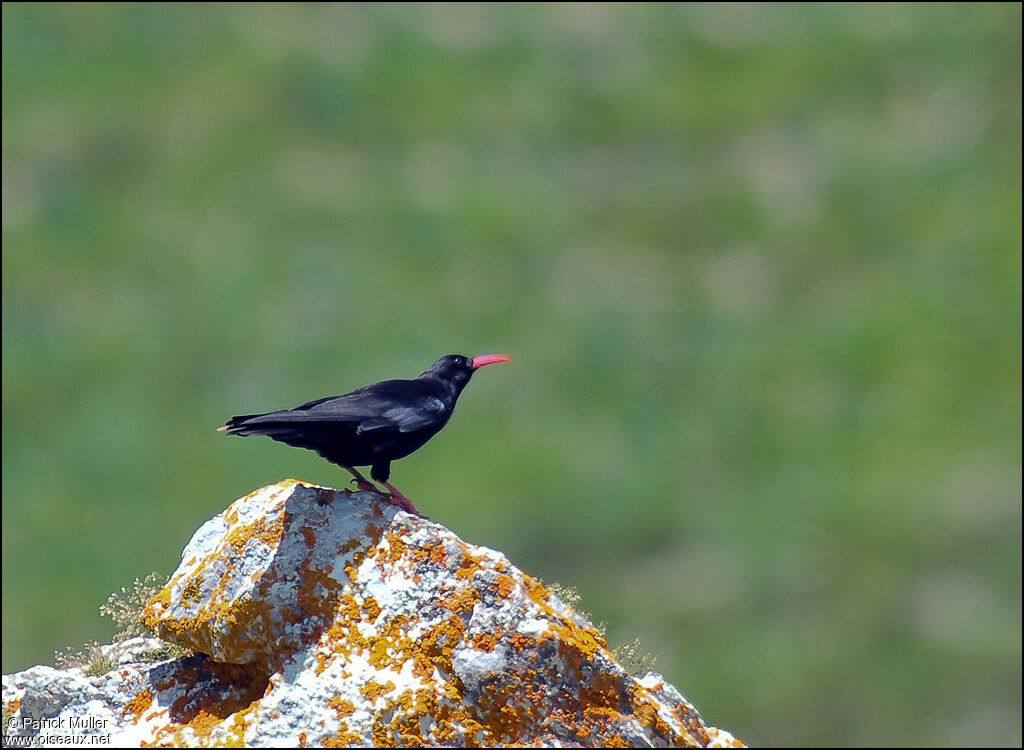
[472,354,512,370]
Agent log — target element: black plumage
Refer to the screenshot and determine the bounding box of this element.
[218,353,511,514]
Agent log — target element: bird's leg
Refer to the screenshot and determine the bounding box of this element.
[379,480,425,518]
[344,466,378,493]
[369,462,424,517]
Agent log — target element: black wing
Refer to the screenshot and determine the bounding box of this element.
[219,379,446,437]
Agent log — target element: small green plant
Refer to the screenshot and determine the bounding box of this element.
[548,580,658,675]
[102,571,192,660]
[547,580,607,636]
[100,572,168,642]
[547,581,583,608]
[54,571,191,671]
[612,636,659,675]
[54,640,116,675]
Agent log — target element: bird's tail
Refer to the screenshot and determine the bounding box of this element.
[217,411,294,436]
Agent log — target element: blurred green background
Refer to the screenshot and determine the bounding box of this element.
[2,3,1020,746]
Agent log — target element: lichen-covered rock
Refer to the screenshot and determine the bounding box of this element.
[141,480,363,664]
[2,479,744,748]
[3,645,270,747]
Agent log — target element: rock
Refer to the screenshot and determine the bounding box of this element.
[2,479,744,748]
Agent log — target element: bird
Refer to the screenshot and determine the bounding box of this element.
[217,353,512,516]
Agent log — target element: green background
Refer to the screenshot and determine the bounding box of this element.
[2,4,1020,746]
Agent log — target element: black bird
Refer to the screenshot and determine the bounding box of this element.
[218,353,512,515]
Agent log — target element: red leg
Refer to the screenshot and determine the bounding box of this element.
[344,466,378,493]
[380,481,425,517]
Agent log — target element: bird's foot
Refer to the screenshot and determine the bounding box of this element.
[381,481,426,518]
[344,467,378,494]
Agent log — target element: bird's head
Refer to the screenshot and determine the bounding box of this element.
[422,353,512,394]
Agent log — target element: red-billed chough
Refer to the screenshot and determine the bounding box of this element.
[218,353,511,515]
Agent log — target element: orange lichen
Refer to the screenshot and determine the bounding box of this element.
[454,551,484,580]
[626,681,702,746]
[314,650,331,676]
[323,694,364,746]
[468,676,538,745]
[508,632,537,653]
[222,700,260,747]
[550,617,608,661]
[411,653,435,681]
[493,573,516,599]
[370,688,455,747]
[123,689,154,722]
[360,679,396,703]
[301,527,317,549]
[152,587,289,662]
[223,515,284,557]
[323,729,364,747]
[297,555,344,626]
[440,585,480,615]
[603,735,635,748]
[472,632,498,652]
[362,595,382,622]
[423,541,450,567]
[380,529,408,566]
[575,670,627,716]
[418,614,468,675]
[367,614,416,671]
[524,574,550,608]
[181,576,203,605]
[324,593,370,660]
[327,696,356,718]
[142,586,173,627]
[185,710,221,742]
